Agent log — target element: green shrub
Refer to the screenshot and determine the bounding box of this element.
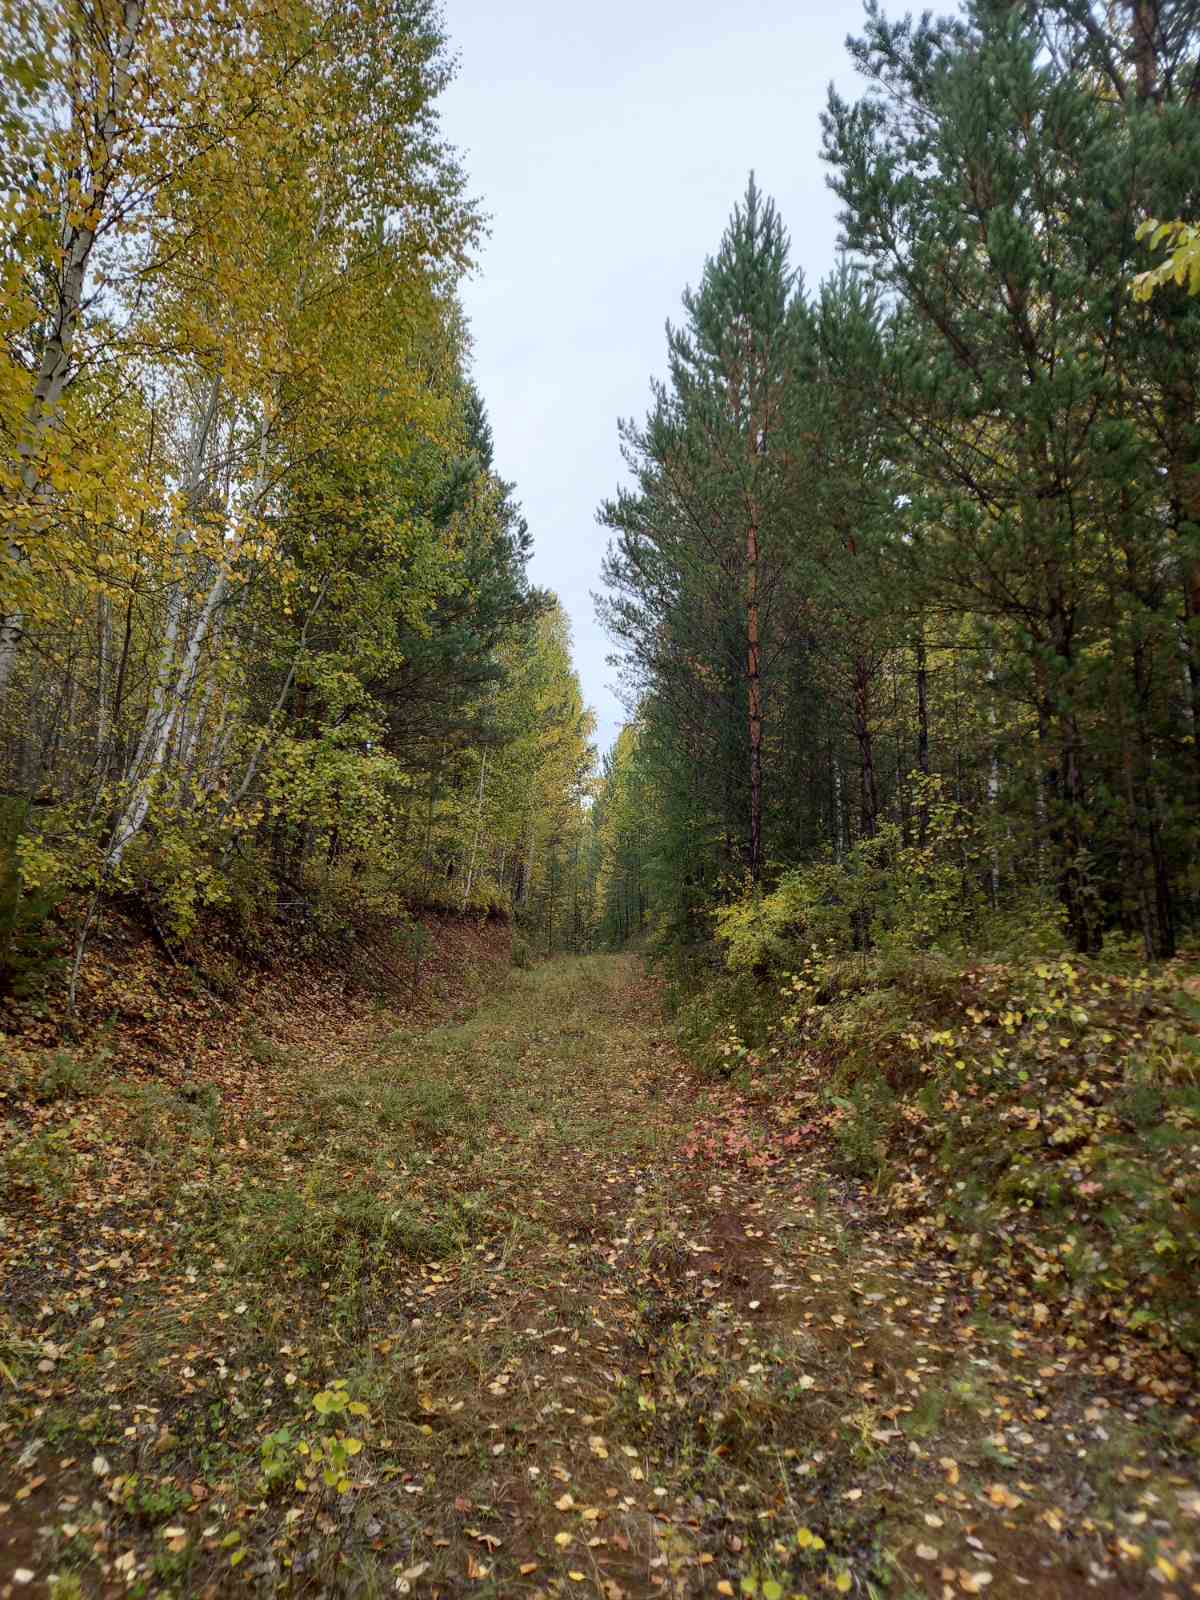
[462,877,510,919]
[127,821,229,938]
[0,795,65,1000]
[715,776,983,977]
[32,1041,109,1103]
[829,1075,897,1183]
[676,878,1200,1357]
[672,966,772,1077]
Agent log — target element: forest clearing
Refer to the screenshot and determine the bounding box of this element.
[1,945,1198,1598]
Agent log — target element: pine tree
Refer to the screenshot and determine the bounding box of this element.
[600,177,809,881]
[822,0,1200,953]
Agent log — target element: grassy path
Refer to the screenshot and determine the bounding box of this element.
[2,955,1196,1599]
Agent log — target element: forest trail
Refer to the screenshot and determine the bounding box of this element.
[3,956,1196,1599]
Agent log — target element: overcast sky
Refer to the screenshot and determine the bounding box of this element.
[440,1,868,755]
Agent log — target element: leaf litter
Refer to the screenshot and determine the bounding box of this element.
[1,951,1197,1597]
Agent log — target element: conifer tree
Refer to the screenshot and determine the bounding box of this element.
[822,0,1200,952]
[600,177,809,880]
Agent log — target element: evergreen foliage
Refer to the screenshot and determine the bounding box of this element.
[594,0,1200,966]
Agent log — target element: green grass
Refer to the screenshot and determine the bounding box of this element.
[3,950,1197,1599]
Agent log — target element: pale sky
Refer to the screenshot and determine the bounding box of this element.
[440,1,867,753]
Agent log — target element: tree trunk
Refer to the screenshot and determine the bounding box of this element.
[852,657,879,840]
[214,573,331,855]
[95,594,111,772]
[1129,632,1176,958]
[746,517,764,878]
[986,665,1001,907]
[915,627,930,843]
[1042,699,1100,957]
[462,751,488,909]
[422,761,439,889]
[1129,0,1160,102]
[106,563,228,870]
[0,1,147,698]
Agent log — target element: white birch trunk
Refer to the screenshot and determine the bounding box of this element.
[179,674,218,783]
[202,700,234,793]
[103,376,227,869]
[106,563,229,869]
[0,1,147,697]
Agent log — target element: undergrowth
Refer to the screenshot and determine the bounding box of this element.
[668,927,1200,1359]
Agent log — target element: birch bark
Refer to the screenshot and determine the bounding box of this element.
[0,1,148,697]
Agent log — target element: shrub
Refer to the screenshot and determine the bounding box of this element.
[672,969,770,1077]
[32,1043,109,1103]
[828,1077,897,1183]
[0,795,65,1000]
[715,776,984,978]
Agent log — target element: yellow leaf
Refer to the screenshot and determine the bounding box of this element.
[960,1574,992,1594]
